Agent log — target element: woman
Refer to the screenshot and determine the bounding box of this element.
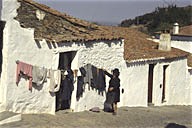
[104,68,120,115]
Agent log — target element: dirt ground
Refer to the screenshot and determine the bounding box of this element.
[1,105,192,128]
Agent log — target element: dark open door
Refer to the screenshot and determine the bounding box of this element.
[162,65,168,103]
[148,64,154,103]
[0,21,5,75]
[56,51,76,111]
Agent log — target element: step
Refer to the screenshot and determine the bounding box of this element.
[0,111,21,125]
[148,103,154,106]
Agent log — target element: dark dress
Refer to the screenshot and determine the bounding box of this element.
[60,71,74,110]
[105,71,120,103]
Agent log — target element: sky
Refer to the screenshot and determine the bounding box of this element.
[35,0,191,25]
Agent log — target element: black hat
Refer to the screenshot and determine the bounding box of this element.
[113,68,120,76]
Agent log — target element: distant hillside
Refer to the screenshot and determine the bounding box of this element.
[120,5,192,34]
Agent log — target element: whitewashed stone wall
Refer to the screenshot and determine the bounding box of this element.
[1,0,191,114]
[151,38,192,54]
[152,62,164,106]
[0,11,56,114]
[0,0,20,111]
[119,62,149,107]
[121,58,191,107]
[187,69,192,105]
[167,58,190,105]
[149,58,191,106]
[151,38,192,105]
[72,40,125,112]
[0,22,125,114]
[171,40,192,53]
[0,0,126,114]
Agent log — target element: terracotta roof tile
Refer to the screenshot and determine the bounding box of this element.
[15,0,189,62]
[16,0,122,42]
[104,27,189,62]
[179,25,192,36]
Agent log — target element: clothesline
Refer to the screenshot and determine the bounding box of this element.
[15,60,108,94]
[16,60,62,92]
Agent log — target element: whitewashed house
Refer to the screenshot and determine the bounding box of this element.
[171,24,192,54]
[0,0,191,115]
[152,24,192,105]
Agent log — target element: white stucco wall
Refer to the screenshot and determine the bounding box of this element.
[171,40,192,53]
[0,1,56,113]
[151,58,191,106]
[187,69,192,105]
[151,38,192,54]
[151,38,191,106]
[119,63,149,107]
[0,0,127,114]
[1,23,125,114]
[134,58,192,106]
[0,0,20,111]
[71,40,125,112]
[1,0,191,114]
[152,63,164,106]
[167,58,191,105]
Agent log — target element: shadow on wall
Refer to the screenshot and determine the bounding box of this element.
[165,123,187,128]
[77,64,107,101]
[35,39,122,50]
[188,69,192,75]
[126,56,186,68]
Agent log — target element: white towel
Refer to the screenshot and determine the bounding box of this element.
[49,70,61,92]
[32,66,47,86]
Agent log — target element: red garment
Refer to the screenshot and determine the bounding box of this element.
[16,61,33,90]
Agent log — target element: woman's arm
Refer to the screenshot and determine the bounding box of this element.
[104,70,113,78]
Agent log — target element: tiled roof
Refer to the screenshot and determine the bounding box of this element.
[104,27,189,62]
[179,25,192,36]
[16,0,189,63]
[16,0,122,42]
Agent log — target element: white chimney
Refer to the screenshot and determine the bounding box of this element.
[158,33,171,51]
[173,22,179,34]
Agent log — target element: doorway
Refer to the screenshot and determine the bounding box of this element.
[0,21,5,75]
[58,51,76,70]
[162,65,168,103]
[56,51,76,111]
[148,64,154,104]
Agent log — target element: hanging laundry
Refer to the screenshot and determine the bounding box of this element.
[91,66,106,92]
[83,64,93,87]
[97,69,106,92]
[16,61,33,90]
[91,65,97,89]
[61,75,74,101]
[32,66,47,86]
[67,69,74,85]
[76,76,84,100]
[48,69,61,92]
